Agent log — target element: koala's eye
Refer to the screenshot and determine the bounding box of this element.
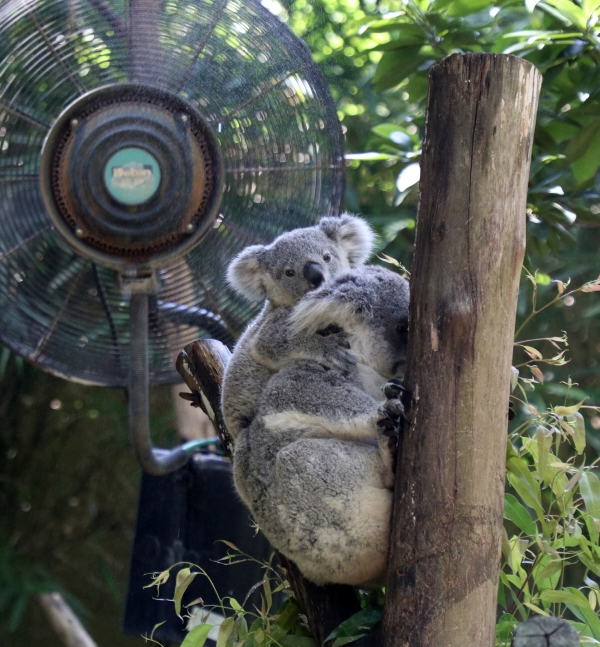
[285,269,295,277]
[323,253,332,262]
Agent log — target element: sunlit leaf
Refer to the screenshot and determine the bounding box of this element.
[572,412,586,454]
[580,472,600,518]
[555,398,587,416]
[182,624,214,647]
[175,568,198,617]
[536,427,553,484]
[542,0,588,28]
[396,163,420,192]
[540,588,589,607]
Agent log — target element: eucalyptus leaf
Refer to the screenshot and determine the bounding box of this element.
[182,624,215,647]
[580,472,600,518]
[503,494,536,536]
[326,606,383,647]
[175,568,198,617]
[217,617,235,647]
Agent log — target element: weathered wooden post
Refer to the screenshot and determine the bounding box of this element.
[382,53,541,647]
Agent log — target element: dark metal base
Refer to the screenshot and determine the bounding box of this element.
[124,452,276,644]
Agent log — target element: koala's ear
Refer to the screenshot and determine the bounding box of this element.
[318,213,375,267]
[226,245,268,301]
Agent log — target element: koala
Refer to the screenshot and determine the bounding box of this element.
[233,265,410,587]
[221,214,375,439]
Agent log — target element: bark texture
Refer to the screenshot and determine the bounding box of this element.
[382,53,541,647]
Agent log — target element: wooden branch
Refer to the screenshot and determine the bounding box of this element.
[176,339,235,457]
[38,593,98,647]
[382,53,541,647]
[176,340,364,646]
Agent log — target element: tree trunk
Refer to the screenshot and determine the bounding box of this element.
[382,53,541,647]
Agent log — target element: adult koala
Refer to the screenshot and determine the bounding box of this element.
[233,265,409,586]
[221,214,375,439]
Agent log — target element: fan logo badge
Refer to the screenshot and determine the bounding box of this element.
[111,162,154,190]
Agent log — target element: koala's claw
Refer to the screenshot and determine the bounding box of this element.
[382,378,409,400]
[378,398,407,425]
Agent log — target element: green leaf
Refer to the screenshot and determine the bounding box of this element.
[269,599,301,643]
[503,494,536,536]
[554,398,587,416]
[372,49,429,92]
[495,614,518,643]
[182,624,215,647]
[572,412,586,454]
[279,638,317,647]
[326,607,383,647]
[506,456,544,518]
[217,617,235,647]
[263,579,272,612]
[580,553,600,578]
[540,589,588,607]
[541,0,588,27]
[534,559,563,585]
[175,568,198,617]
[564,587,600,640]
[536,427,553,484]
[564,121,600,183]
[580,472,600,517]
[445,0,494,17]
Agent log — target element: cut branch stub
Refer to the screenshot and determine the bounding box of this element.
[382,53,541,647]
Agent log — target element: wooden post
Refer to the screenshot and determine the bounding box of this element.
[382,53,541,647]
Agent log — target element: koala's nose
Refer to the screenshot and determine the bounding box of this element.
[303,262,325,289]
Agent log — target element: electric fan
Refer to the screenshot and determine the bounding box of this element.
[0,0,344,474]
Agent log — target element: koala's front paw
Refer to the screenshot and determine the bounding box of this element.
[377,382,409,473]
[318,326,356,372]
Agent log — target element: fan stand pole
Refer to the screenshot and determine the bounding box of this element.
[129,292,190,475]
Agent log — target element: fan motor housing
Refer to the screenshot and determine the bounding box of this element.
[40,84,224,271]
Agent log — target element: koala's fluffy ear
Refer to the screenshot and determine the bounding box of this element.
[318,213,375,267]
[227,245,268,301]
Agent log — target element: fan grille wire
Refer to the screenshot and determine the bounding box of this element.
[0,0,344,386]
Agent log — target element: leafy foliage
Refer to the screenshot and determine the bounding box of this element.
[497,272,600,644]
[144,546,315,647]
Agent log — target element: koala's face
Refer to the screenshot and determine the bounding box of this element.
[227,214,375,307]
[259,229,352,307]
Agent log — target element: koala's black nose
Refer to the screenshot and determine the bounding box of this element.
[303,262,325,289]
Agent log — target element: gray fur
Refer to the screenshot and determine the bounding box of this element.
[233,266,410,586]
[222,214,375,438]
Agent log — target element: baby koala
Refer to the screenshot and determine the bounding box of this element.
[233,265,409,587]
[221,214,375,439]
